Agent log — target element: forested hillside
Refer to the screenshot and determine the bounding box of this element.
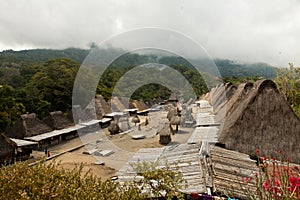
[0,48,278,133]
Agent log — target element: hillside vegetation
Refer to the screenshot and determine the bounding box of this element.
[0,48,277,133]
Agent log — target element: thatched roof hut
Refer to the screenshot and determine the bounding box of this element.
[95,95,111,118]
[218,79,300,163]
[108,120,120,135]
[119,97,135,109]
[6,113,53,139]
[43,111,73,130]
[0,133,16,165]
[132,100,149,111]
[158,122,172,144]
[110,97,126,112]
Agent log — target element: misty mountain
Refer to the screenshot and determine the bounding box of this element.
[0,48,277,79]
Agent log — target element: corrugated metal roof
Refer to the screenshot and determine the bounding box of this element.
[24,124,85,141]
[10,138,38,147]
[99,118,112,123]
[79,119,101,126]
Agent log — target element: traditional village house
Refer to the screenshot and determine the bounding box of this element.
[208,79,300,163]
[43,111,73,130]
[0,134,16,166]
[6,113,52,139]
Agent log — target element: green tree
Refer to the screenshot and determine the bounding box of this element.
[274,63,300,116]
[24,59,79,117]
[0,85,25,132]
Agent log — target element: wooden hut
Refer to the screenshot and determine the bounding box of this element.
[158,122,172,145]
[0,133,16,166]
[6,113,52,139]
[218,80,300,163]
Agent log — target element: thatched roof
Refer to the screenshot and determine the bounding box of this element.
[119,97,134,109]
[158,122,171,136]
[131,100,149,111]
[110,97,126,112]
[108,121,120,135]
[218,79,300,163]
[73,105,91,123]
[0,133,16,157]
[213,82,251,122]
[95,95,111,118]
[43,111,73,130]
[168,93,178,102]
[6,113,53,139]
[170,115,181,125]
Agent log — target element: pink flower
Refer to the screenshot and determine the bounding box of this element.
[256,149,260,156]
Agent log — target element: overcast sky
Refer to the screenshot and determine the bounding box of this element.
[0,0,300,67]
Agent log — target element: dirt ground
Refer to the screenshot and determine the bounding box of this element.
[33,111,195,180]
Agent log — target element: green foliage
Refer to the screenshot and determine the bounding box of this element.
[222,76,263,85]
[0,85,25,132]
[274,63,300,116]
[24,59,79,117]
[130,160,187,199]
[0,48,277,130]
[131,84,171,102]
[214,59,276,79]
[0,48,89,65]
[0,160,187,200]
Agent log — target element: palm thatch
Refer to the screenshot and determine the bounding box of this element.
[43,111,73,130]
[218,79,300,163]
[6,113,53,139]
[0,133,16,165]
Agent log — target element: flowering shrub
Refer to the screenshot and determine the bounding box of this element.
[239,149,300,200]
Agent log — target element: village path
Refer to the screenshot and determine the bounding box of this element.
[42,108,197,179]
